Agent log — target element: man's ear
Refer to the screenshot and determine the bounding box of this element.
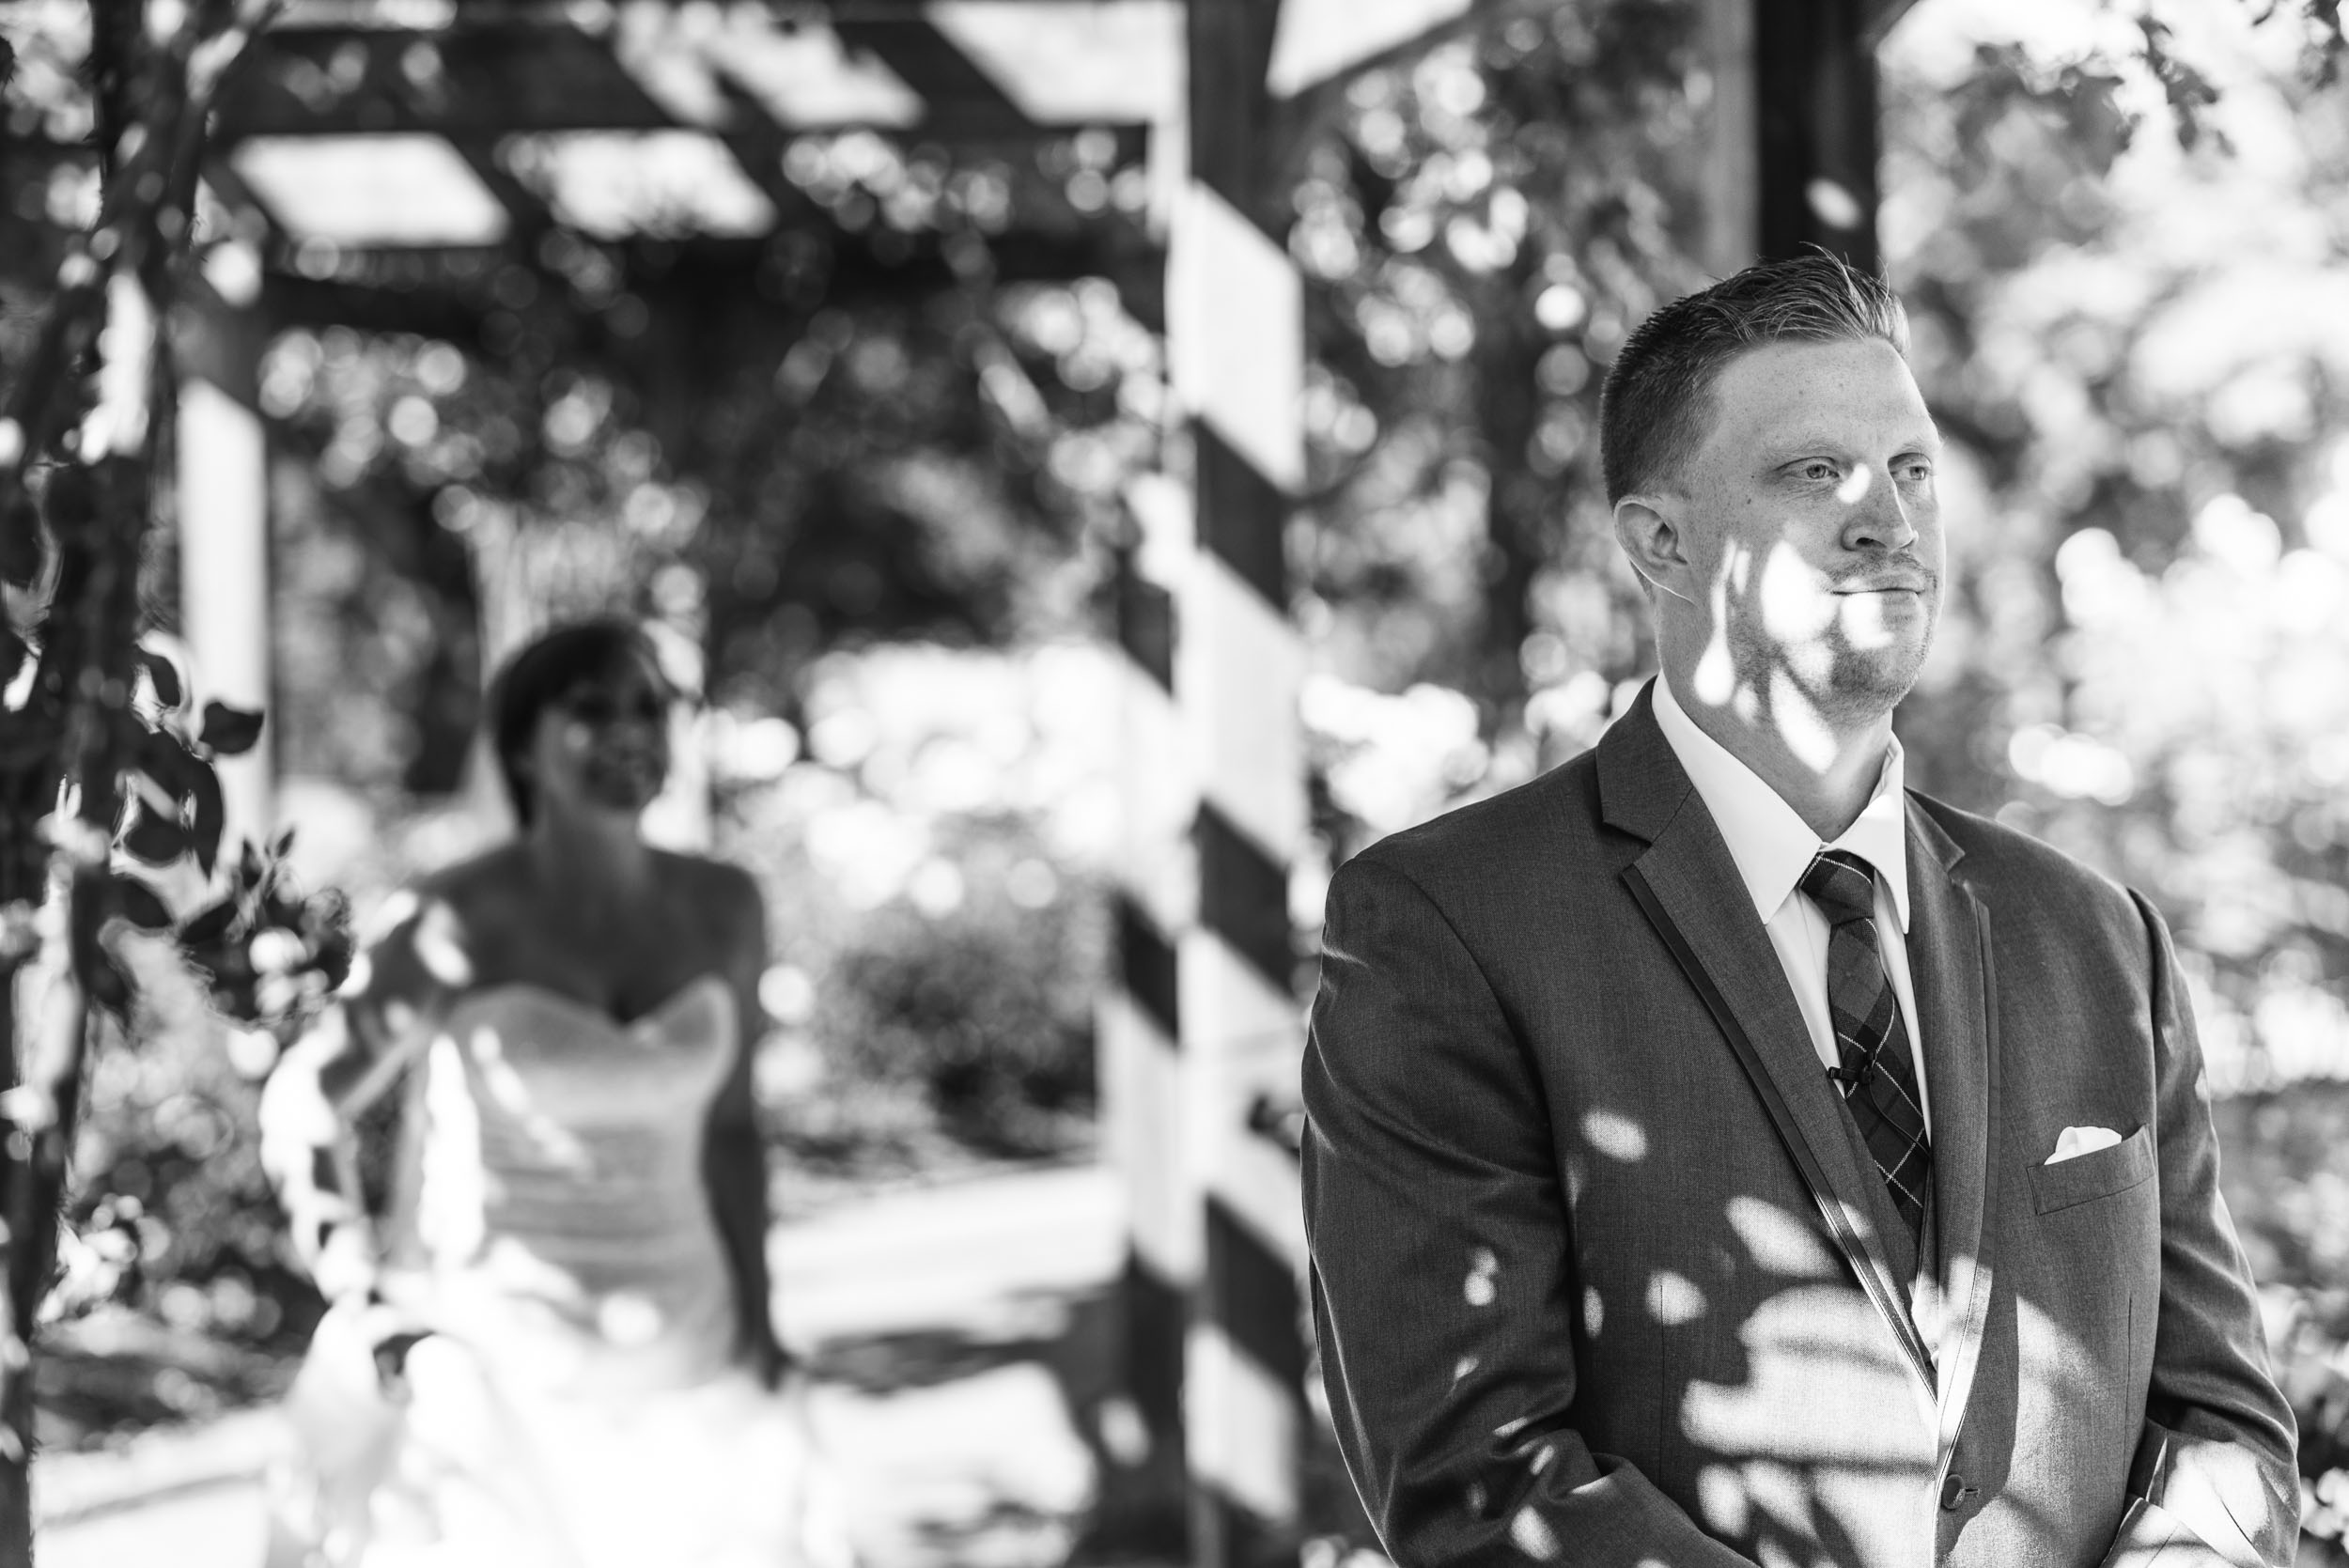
[1613,493,1697,605]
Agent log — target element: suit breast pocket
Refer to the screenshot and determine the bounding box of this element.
[2027,1124,2155,1216]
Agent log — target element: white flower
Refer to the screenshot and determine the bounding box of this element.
[247,928,307,974]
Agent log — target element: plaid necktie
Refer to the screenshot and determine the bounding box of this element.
[1799,848,1932,1244]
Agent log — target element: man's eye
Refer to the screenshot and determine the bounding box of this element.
[1897,460,1935,483]
[1797,460,1839,482]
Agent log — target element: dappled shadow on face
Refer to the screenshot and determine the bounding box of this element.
[1686,509,1939,784]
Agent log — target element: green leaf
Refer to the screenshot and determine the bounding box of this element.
[178,898,238,948]
[0,494,38,590]
[190,765,226,877]
[135,648,183,709]
[315,934,355,991]
[105,874,173,933]
[134,727,206,808]
[198,702,264,756]
[119,800,187,866]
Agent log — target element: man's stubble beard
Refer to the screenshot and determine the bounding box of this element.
[1821,644,1926,727]
[1819,603,1937,729]
[1724,598,1937,733]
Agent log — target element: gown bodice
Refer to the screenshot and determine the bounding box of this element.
[389,974,741,1395]
[272,970,855,1568]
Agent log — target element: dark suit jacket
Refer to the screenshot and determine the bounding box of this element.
[1302,684,2297,1568]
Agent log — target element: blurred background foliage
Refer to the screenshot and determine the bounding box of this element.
[9,0,2349,1543]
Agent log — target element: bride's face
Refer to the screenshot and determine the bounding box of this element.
[527,651,673,823]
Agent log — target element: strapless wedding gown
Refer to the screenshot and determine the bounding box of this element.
[270,977,850,1568]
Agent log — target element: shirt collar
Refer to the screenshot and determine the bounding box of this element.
[1651,672,1911,933]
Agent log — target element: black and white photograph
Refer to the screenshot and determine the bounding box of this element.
[0,0,2343,1563]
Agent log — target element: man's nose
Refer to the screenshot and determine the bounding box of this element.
[1840,464,1917,553]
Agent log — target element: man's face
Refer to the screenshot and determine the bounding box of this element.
[1669,336,1944,728]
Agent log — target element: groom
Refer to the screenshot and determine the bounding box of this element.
[1301,255,2297,1567]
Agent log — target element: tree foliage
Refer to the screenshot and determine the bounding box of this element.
[0,2,347,1551]
[1292,0,1707,746]
[249,129,1160,757]
[1870,8,2349,1544]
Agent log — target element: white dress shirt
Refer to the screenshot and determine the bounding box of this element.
[1651,673,1930,1133]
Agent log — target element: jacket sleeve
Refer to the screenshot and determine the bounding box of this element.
[1302,851,1755,1568]
[2099,893,2300,1568]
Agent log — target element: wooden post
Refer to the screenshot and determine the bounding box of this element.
[1174,5,1313,1567]
[176,269,275,857]
[1700,0,1761,278]
[1097,470,1197,1550]
[1751,0,1882,270]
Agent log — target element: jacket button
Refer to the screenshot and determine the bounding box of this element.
[1939,1473,1980,1512]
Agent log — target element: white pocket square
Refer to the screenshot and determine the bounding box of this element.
[2046,1125,2123,1164]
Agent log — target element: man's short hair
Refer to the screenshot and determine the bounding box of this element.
[1598,252,1909,505]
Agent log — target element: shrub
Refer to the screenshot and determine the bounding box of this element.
[43,937,321,1445]
[812,858,1102,1159]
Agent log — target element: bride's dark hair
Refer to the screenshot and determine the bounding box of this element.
[484,617,672,825]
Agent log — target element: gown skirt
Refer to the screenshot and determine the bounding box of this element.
[266,978,852,1568]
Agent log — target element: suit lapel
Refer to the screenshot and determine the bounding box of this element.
[1601,688,1937,1401]
[1906,799,1999,1458]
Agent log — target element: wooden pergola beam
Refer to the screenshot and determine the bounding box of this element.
[215,19,1147,145]
[1269,0,1533,102]
[257,220,1164,341]
[828,14,1055,139]
[213,23,677,140]
[1265,0,1555,196]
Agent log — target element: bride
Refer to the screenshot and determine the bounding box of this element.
[259,618,849,1568]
